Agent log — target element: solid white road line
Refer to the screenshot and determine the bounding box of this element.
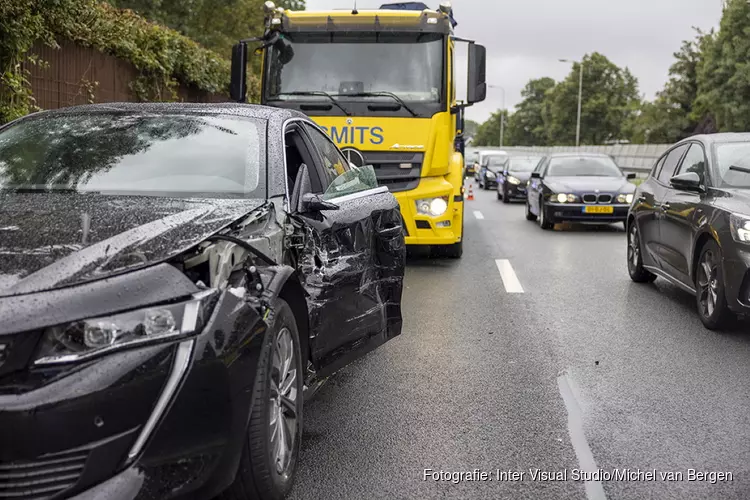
[473,210,485,220]
[495,259,524,294]
[557,371,608,500]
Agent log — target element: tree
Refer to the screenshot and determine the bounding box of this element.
[545,53,640,145]
[625,29,709,143]
[463,119,479,138]
[472,110,510,147]
[694,0,749,131]
[108,0,306,56]
[504,77,555,146]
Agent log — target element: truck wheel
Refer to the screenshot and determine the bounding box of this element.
[222,298,303,500]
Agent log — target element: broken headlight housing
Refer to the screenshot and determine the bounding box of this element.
[34,291,217,365]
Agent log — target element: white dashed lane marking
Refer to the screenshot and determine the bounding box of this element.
[495,259,524,293]
[473,211,485,220]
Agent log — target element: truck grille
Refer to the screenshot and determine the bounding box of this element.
[363,152,423,193]
[0,450,88,500]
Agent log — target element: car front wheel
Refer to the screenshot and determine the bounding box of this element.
[223,298,303,500]
[627,222,656,283]
[538,197,554,230]
[525,199,537,221]
[695,240,734,330]
[502,186,510,204]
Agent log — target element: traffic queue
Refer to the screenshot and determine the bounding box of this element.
[467,139,750,332]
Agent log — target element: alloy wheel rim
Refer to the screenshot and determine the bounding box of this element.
[269,327,298,475]
[697,251,720,318]
[628,225,640,269]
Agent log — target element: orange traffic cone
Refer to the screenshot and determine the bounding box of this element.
[467,183,474,201]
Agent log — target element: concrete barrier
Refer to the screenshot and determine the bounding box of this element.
[465,144,672,177]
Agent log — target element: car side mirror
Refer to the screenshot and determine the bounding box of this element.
[670,172,704,192]
[531,172,541,179]
[626,173,637,180]
[301,193,339,212]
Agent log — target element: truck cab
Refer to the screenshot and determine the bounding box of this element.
[231,1,486,257]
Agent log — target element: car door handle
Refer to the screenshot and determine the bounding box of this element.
[661,203,671,211]
[637,195,647,202]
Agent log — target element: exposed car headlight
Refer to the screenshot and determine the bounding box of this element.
[507,176,521,185]
[416,197,449,217]
[486,171,496,179]
[34,291,217,365]
[730,213,750,243]
[617,193,634,204]
[550,193,578,203]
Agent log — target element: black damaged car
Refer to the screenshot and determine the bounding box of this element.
[0,103,406,500]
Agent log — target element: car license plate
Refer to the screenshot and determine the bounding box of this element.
[582,206,614,214]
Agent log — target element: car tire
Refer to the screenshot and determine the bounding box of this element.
[496,190,502,200]
[222,298,303,500]
[502,186,510,204]
[525,200,537,221]
[627,222,656,283]
[538,197,554,230]
[695,240,734,330]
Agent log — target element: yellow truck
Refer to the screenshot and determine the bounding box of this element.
[230,1,486,257]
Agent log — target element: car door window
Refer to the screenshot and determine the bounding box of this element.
[657,144,689,185]
[304,124,350,189]
[303,124,378,201]
[651,155,666,179]
[675,144,707,184]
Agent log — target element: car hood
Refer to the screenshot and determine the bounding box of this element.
[715,188,750,212]
[544,176,635,193]
[508,171,533,183]
[0,193,265,297]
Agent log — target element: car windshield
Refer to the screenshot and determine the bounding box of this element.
[508,157,542,172]
[547,156,623,177]
[265,33,443,104]
[714,142,750,188]
[0,113,265,198]
[487,156,509,171]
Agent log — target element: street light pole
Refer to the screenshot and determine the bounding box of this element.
[488,84,505,147]
[559,59,584,147]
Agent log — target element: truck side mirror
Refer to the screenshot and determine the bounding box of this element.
[467,43,487,104]
[230,43,248,102]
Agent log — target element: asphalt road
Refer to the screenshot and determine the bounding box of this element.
[289,180,750,500]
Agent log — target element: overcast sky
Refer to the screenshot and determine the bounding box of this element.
[304,0,723,122]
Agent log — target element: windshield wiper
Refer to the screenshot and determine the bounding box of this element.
[344,91,418,117]
[272,91,351,116]
[729,165,750,174]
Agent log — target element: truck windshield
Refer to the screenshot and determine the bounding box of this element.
[265,32,444,108]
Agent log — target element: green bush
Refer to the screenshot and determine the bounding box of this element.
[0,0,259,124]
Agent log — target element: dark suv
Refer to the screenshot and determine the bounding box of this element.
[627,133,750,329]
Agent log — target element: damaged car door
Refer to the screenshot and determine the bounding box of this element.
[290,122,406,377]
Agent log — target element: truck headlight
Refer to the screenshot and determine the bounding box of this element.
[507,176,521,185]
[416,197,449,217]
[617,193,634,204]
[34,291,217,365]
[730,213,750,243]
[551,193,578,203]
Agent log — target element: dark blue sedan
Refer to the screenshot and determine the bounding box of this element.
[525,153,637,230]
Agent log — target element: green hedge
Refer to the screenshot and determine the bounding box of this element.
[0,0,259,124]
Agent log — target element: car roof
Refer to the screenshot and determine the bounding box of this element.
[14,102,308,124]
[679,132,750,146]
[546,152,612,159]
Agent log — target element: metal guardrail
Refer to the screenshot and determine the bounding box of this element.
[465,144,672,177]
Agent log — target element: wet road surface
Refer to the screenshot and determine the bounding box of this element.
[289,181,750,500]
